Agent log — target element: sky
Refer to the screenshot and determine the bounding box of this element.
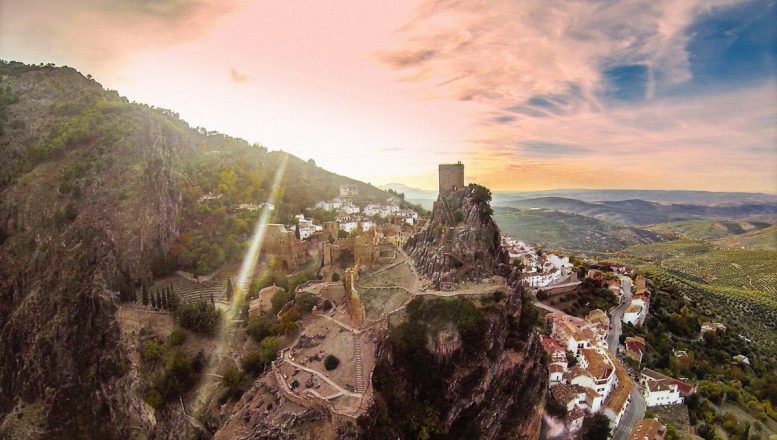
[1,0,776,193]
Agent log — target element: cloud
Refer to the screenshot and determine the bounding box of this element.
[0,0,240,71]
[229,68,252,83]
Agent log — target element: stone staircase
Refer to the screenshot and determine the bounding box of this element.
[354,332,365,393]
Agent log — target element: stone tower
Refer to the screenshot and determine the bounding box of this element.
[438,162,464,195]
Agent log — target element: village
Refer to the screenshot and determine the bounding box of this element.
[507,235,722,440]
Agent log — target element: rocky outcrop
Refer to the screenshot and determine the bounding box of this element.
[357,185,546,439]
[404,185,515,288]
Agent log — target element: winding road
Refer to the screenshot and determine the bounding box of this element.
[607,275,633,354]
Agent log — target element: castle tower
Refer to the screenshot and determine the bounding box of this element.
[438,162,464,195]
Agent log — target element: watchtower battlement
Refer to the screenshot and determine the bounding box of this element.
[438,162,464,195]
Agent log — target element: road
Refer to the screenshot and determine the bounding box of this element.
[612,385,647,440]
[607,275,633,354]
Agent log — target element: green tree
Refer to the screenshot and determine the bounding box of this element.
[221,367,244,400]
[141,284,149,306]
[581,414,611,440]
[259,337,280,362]
[324,354,340,371]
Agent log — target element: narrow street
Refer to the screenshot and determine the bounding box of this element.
[607,275,633,354]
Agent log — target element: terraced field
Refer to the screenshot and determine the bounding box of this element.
[636,264,777,358]
[649,220,769,241]
[621,240,777,293]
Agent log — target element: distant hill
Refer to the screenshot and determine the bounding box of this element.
[493,207,666,253]
[379,183,436,209]
[649,220,772,241]
[492,189,777,205]
[493,196,777,226]
[717,225,777,251]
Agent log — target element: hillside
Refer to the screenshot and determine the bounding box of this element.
[493,207,666,253]
[494,196,777,226]
[649,219,771,240]
[0,61,399,438]
[619,240,777,294]
[717,224,777,250]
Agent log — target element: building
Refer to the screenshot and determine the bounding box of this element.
[259,224,308,271]
[604,354,632,427]
[640,369,691,407]
[629,418,667,440]
[625,336,646,364]
[438,162,465,195]
[322,221,339,242]
[248,285,286,318]
[339,184,359,197]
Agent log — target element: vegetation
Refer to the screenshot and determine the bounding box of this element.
[176,300,221,334]
[145,349,202,409]
[221,367,245,400]
[324,354,340,371]
[581,414,611,440]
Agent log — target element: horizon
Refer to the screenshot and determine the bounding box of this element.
[1,0,775,192]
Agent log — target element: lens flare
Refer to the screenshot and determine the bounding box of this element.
[190,153,289,420]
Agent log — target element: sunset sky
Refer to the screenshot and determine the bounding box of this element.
[1,0,775,192]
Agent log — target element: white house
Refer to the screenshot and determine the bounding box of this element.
[640,369,685,407]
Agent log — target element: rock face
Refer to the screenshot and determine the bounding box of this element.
[357,185,546,439]
[404,185,515,287]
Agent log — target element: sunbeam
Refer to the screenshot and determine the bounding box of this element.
[190,153,289,420]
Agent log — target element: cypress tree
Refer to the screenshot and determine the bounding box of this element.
[156,291,162,309]
[150,290,157,308]
[142,284,149,306]
[226,278,234,302]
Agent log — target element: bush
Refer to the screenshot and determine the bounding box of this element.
[324,354,340,371]
[145,388,164,409]
[168,329,186,346]
[259,337,280,362]
[221,367,244,400]
[241,351,264,376]
[331,272,340,282]
[247,315,274,342]
[322,299,333,311]
[296,291,319,313]
[141,339,165,362]
[176,300,221,334]
[270,290,294,314]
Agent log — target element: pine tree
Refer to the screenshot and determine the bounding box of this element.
[142,284,149,306]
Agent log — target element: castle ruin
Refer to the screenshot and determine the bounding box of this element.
[438,162,464,195]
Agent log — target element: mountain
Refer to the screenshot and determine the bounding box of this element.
[379,183,437,209]
[493,207,667,253]
[492,189,777,205]
[0,61,400,438]
[492,197,777,226]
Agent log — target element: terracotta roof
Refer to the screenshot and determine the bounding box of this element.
[568,407,585,421]
[606,352,632,413]
[647,380,676,393]
[565,367,593,381]
[551,384,579,404]
[549,364,565,374]
[541,336,566,356]
[626,304,642,314]
[629,418,666,440]
[626,338,645,353]
[581,348,612,380]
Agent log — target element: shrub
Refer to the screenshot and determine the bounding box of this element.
[270,290,294,314]
[221,367,244,400]
[145,388,164,409]
[241,351,264,376]
[324,354,340,371]
[322,299,333,311]
[296,291,319,313]
[331,272,340,282]
[141,339,165,362]
[168,329,186,346]
[247,315,274,342]
[176,300,221,334]
[259,337,280,362]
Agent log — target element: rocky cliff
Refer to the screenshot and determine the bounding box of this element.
[356,185,546,439]
[404,185,514,288]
